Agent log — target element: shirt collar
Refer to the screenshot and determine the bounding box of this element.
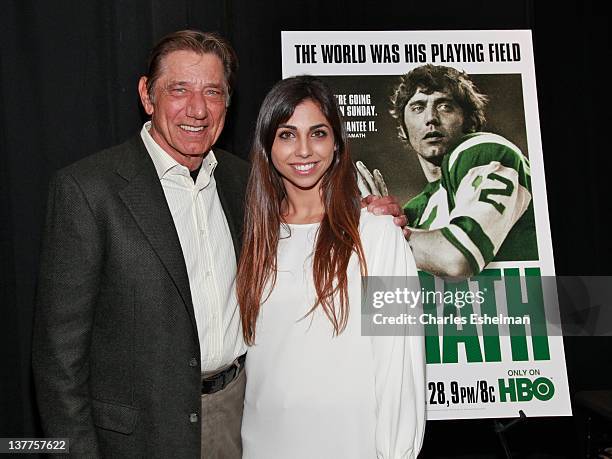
[140,121,217,182]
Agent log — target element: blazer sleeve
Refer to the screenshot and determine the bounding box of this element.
[32,170,103,457]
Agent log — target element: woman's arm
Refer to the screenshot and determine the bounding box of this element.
[364,215,426,458]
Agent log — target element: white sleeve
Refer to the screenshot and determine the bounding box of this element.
[364,216,426,458]
[445,161,531,272]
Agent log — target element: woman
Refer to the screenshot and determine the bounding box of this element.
[237,75,425,458]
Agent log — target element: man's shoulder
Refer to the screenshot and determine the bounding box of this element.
[445,132,526,172]
[60,136,145,179]
[212,147,250,187]
[53,136,151,200]
[213,147,249,173]
[442,132,530,189]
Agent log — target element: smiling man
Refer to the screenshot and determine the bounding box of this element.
[138,49,229,168]
[33,30,249,458]
[390,64,538,277]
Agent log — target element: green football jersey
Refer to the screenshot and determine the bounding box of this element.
[404,132,538,274]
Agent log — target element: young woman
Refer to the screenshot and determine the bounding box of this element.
[236,75,425,458]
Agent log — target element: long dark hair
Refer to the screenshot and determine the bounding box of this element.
[236,75,366,345]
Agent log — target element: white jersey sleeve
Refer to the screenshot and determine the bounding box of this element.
[441,133,532,273]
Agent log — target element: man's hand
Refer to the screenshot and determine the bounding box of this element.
[356,161,408,231]
[356,160,388,197]
[363,194,409,229]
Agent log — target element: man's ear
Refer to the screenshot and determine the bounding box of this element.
[138,76,154,115]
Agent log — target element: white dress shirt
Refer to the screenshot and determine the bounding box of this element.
[141,122,246,371]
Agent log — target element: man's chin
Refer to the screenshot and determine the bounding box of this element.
[421,148,446,164]
[180,145,213,158]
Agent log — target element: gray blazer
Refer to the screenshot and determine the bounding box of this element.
[32,135,249,458]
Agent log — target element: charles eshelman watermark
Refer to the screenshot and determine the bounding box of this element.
[361,274,612,338]
[371,310,530,327]
[362,276,531,337]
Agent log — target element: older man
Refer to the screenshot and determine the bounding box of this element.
[33,30,248,458]
[33,29,403,459]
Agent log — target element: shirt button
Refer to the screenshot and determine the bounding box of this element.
[189,358,198,367]
[190,413,198,423]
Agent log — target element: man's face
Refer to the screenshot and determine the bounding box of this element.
[138,50,227,167]
[403,88,465,166]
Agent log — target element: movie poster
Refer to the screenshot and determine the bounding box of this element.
[281,30,571,420]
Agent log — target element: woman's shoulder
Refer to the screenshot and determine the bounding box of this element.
[359,208,399,237]
[358,208,405,252]
[358,208,417,276]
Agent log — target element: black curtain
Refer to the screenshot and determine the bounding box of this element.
[1,0,609,456]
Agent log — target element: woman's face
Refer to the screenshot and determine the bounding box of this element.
[271,99,335,195]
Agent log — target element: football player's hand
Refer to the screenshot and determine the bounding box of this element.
[356,161,388,197]
[357,161,411,237]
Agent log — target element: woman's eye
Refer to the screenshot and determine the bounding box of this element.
[312,130,327,138]
[278,131,294,139]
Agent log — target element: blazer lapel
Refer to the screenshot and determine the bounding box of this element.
[116,138,199,341]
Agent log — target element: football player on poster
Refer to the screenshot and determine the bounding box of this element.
[358,64,538,278]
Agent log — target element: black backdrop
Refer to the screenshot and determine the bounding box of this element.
[1,1,609,457]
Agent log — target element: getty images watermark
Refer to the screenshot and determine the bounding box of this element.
[361,274,612,337]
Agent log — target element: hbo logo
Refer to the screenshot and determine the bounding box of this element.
[498,377,555,402]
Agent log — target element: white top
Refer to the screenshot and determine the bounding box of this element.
[141,122,246,371]
[242,209,425,459]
